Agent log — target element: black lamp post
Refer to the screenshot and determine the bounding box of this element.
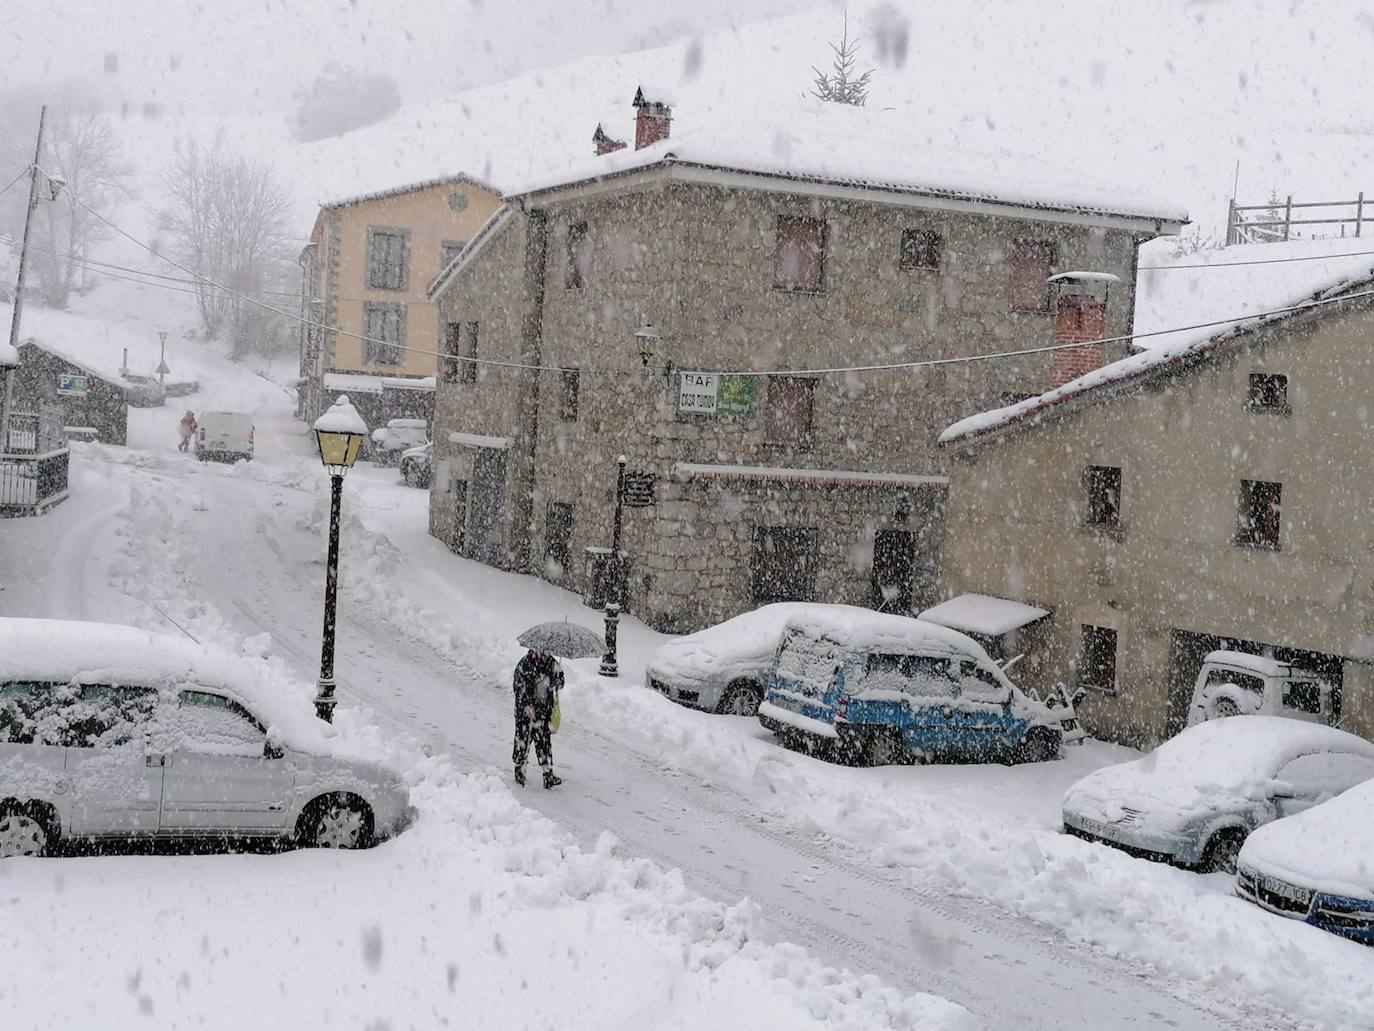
[311,395,367,722]
[598,455,628,677]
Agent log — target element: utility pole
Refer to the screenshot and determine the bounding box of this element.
[2,105,47,455]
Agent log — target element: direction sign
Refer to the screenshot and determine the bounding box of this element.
[156,361,171,375]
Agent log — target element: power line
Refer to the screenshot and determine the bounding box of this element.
[1140,247,1374,271]
[44,168,1374,381]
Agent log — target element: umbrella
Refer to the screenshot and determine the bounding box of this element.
[517,620,606,659]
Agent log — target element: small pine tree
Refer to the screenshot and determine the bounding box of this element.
[811,13,873,106]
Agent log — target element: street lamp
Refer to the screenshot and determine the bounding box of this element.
[598,455,628,677]
[312,394,367,722]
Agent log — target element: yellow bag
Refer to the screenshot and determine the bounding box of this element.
[550,696,561,734]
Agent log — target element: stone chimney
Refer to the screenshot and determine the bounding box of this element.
[592,122,626,156]
[632,86,672,150]
[1047,272,1117,388]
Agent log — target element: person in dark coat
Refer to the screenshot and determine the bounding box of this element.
[512,649,563,788]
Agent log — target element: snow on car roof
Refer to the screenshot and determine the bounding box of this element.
[649,603,853,680]
[1202,650,1300,679]
[1085,716,1374,797]
[0,617,335,754]
[1241,777,1374,899]
[782,607,994,664]
[920,593,1050,637]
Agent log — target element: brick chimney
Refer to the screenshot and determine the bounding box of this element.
[592,122,626,156]
[1048,272,1117,389]
[632,86,672,150]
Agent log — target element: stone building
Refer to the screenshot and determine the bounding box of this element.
[937,271,1374,745]
[13,340,128,445]
[426,89,1184,632]
[297,174,502,428]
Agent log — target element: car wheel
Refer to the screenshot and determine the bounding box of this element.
[297,794,374,849]
[1201,828,1247,874]
[718,680,762,717]
[1016,728,1059,764]
[0,804,53,858]
[1210,698,1240,719]
[865,729,908,767]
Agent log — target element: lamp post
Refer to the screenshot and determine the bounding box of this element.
[598,455,628,677]
[311,395,367,722]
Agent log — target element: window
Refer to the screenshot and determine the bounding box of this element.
[460,321,478,383]
[774,216,827,292]
[440,240,467,273]
[559,368,580,421]
[1082,465,1122,529]
[1205,669,1265,697]
[959,661,1011,703]
[1248,373,1289,413]
[566,221,589,289]
[862,653,957,698]
[751,526,819,604]
[1236,479,1282,549]
[366,227,409,290]
[1079,625,1118,692]
[163,691,264,752]
[899,228,942,270]
[362,302,405,365]
[544,502,574,578]
[1282,680,1324,715]
[1,682,158,748]
[441,322,462,384]
[1008,240,1055,312]
[765,376,815,446]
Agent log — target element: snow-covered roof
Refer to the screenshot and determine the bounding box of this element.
[449,430,512,450]
[633,84,676,106]
[320,172,500,211]
[506,102,1187,231]
[939,266,1374,448]
[381,376,436,392]
[919,593,1050,637]
[1047,271,1121,285]
[322,372,384,395]
[671,463,948,489]
[20,338,121,385]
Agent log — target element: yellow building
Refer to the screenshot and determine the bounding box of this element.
[298,174,502,428]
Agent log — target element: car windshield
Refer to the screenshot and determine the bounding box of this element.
[1205,669,1265,696]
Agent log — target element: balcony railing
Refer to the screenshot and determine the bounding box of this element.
[1,406,71,517]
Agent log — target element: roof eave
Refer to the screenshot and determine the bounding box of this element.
[427,205,518,299]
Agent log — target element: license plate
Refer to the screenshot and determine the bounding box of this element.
[1263,877,1312,904]
[1076,817,1115,840]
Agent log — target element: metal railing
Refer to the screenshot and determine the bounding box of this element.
[1226,193,1369,245]
[1,405,71,516]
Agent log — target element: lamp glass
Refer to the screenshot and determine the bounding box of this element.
[315,428,364,469]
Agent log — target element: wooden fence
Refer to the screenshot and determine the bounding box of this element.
[1226,193,1370,245]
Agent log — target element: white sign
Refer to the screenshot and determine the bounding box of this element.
[56,373,89,397]
[677,371,720,415]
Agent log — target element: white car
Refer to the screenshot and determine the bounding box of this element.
[1186,650,1336,726]
[0,618,413,857]
[646,603,826,715]
[196,410,255,463]
[1236,778,1374,945]
[1062,716,1374,872]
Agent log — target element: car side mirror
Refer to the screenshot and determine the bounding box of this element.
[264,739,284,760]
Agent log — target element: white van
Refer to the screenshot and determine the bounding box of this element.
[196,410,255,463]
[1186,650,1335,727]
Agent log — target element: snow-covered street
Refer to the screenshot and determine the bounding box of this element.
[5,387,1369,1030]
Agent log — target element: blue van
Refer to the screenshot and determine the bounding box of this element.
[757,608,1062,765]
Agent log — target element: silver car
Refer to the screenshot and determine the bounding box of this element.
[1062,715,1374,873]
[0,618,413,858]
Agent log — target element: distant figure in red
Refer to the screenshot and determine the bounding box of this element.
[178,410,197,452]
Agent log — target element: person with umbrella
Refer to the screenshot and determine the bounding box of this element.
[512,621,605,789]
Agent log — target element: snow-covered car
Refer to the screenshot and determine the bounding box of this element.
[758,607,1063,765]
[0,618,413,858]
[1062,716,1374,872]
[645,603,822,715]
[195,410,255,463]
[1235,778,1374,945]
[399,441,432,488]
[1186,650,1336,726]
[371,419,428,466]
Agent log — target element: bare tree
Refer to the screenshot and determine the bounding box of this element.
[811,13,874,107]
[0,97,129,309]
[161,143,293,357]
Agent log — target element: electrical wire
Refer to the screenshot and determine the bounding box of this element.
[40,165,1374,381]
[0,166,30,202]
[1140,246,1374,271]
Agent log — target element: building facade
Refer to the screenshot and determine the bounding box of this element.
[938,276,1374,745]
[427,93,1183,632]
[298,175,502,429]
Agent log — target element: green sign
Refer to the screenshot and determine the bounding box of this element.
[56,373,89,397]
[716,374,755,416]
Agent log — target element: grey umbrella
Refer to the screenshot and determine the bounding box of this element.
[517,620,606,659]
